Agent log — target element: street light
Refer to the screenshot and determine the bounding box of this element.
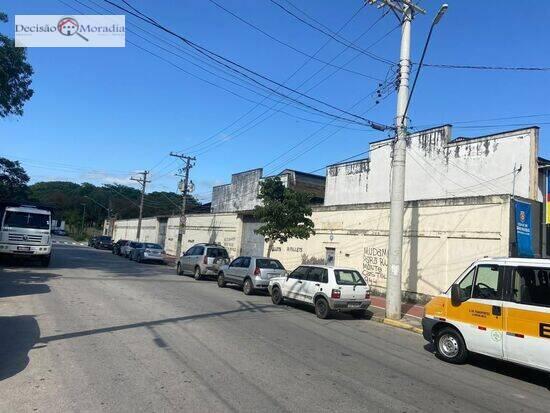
[433,4,448,25]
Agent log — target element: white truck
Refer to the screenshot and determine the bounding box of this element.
[0,203,52,266]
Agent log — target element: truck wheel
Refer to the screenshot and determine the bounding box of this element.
[41,254,51,267]
[435,327,468,364]
[315,297,330,319]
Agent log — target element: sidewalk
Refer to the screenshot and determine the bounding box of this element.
[368,295,424,334]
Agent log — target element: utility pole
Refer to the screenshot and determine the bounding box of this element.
[170,152,196,257]
[130,170,150,241]
[367,0,426,320]
[80,203,86,237]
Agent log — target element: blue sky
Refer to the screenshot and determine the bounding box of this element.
[2,0,549,202]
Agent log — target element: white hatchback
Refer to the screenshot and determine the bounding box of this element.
[268,265,371,319]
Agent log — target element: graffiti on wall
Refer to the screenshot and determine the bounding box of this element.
[362,247,387,286]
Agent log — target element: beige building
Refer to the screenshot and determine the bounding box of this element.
[108,126,546,302]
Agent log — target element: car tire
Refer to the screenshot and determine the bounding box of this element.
[351,309,367,319]
[314,297,330,319]
[137,255,142,263]
[271,286,284,305]
[243,278,254,295]
[176,262,183,276]
[218,273,226,288]
[194,266,202,280]
[435,327,468,364]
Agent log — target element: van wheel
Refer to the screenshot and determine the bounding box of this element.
[271,287,283,305]
[435,327,468,364]
[217,273,226,288]
[194,266,202,280]
[176,263,183,276]
[315,297,330,319]
[243,278,254,295]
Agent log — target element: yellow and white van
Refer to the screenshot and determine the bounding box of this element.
[423,257,550,372]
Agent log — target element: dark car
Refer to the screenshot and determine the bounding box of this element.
[95,235,113,250]
[112,239,129,255]
[88,236,98,247]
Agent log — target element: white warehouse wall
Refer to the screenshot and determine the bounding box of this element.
[325,126,539,206]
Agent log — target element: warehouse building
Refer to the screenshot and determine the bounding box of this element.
[109,125,545,301]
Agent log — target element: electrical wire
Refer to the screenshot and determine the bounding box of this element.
[207,0,382,81]
[268,0,394,65]
[102,0,390,130]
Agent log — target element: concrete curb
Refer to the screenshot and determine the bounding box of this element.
[369,315,422,335]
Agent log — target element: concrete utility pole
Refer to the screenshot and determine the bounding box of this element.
[170,152,196,257]
[130,170,150,241]
[367,0,426,320]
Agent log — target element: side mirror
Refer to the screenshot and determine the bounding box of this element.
[451,284,463,306]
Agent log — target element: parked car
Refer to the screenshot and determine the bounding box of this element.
[94,235,113,250]
[423,257,550,372]
[268,265,371,319]
[88,236,98,247]
[176,243,230,280]
[217,256,286,295]
[130,242,165,264]
[122,241,140,258]
[112,239,128,255]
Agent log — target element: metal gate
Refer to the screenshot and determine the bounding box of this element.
[240,217,265,256]
[158,218,168,248]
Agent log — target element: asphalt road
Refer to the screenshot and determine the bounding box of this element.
[1,238,549,412]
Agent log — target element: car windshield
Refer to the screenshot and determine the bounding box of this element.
[334,270,366,286]
[207,248,229,258]
[256,259,284,270]
[143,243,162,249]
[3,211,50,230]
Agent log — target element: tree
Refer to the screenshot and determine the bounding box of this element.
[0,12,34,118]
[253,177,315,257]
[0,157,29,201]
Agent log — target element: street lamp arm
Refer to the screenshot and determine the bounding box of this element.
[402,4,448,124]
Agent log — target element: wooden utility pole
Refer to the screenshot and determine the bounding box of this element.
[170,152,196,257]
[130,170,150,241]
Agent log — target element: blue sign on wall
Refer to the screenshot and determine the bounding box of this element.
[515,200,534,257]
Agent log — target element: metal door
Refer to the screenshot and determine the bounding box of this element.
[240,217,265,256]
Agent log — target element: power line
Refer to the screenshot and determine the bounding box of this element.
[207,0,382,81]
[101,0,391,130]
[268,0,395,65]
[189,16,398,158]
[422,63,550,72]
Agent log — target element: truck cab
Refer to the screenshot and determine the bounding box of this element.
[0,204,52,266]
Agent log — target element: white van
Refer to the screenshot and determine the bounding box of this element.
[423,257,550,372]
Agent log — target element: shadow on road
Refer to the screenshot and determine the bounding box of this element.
[0,270,60,299]
[423,343,550,389]
[39,301,280,344]
[0,315,40,381]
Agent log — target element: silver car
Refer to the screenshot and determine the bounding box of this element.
[122,241,140,258]
[217,256,287,295]
[176,243,230,280]
[130,242,165,264]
